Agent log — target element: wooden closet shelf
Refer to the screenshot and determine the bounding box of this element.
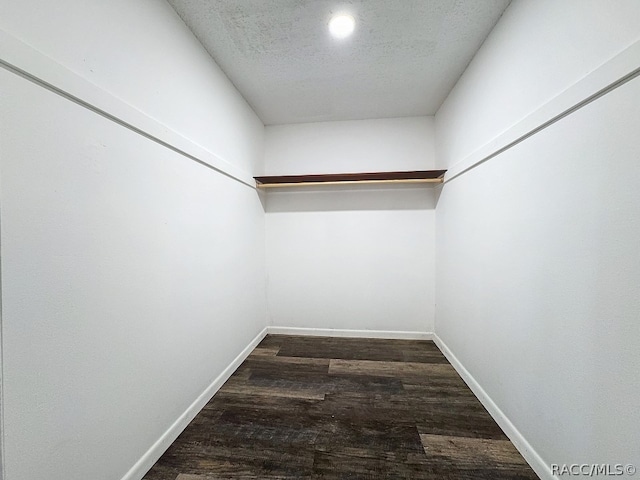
[254,170,446,188]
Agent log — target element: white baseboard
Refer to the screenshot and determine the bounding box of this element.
[267,326,433,340]
[120,327,268,480]
[432,334,556,480]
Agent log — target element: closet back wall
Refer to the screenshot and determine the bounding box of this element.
[264,117,436,335]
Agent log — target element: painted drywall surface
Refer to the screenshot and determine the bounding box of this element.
[0,1,267,478]
[264,117,436,333]
[0,0,263,175]
[435,0,640,470]
[435,0,640,169]
[264,117,435,175]
[0,66,266,480]
[267,208,435,332]
[436,46,640,480]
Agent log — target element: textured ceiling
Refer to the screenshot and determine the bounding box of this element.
[167,0,510,125]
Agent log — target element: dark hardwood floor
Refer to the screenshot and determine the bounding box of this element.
[143,335,539,480]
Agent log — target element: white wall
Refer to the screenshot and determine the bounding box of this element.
[0,0,263,175]
[0,2,266,480]
[436,0,640,169]
[435,0,640,477]
[265,117,436,175]
[264,117,436,334]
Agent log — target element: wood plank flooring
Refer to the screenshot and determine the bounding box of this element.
[143,335,539,480]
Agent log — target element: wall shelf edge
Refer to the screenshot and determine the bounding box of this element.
[254,170,446,189]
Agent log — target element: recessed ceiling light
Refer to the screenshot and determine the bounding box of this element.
[329,14,355,39]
